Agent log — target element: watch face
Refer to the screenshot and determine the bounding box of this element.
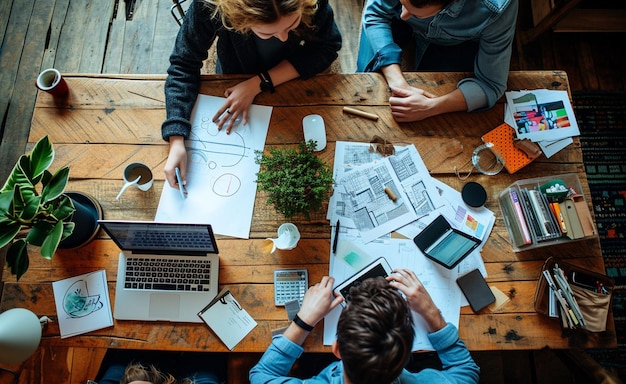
[260,79,270,92]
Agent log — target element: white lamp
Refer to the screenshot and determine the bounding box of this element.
[0,308,42,364]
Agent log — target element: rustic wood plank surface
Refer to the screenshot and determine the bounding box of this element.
[0,72,615,360]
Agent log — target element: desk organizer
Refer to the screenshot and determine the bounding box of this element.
[498,173,596,251]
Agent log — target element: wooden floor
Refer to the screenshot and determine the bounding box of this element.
[1,0,625,383]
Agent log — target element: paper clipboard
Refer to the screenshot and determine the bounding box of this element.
[482,123,536,174]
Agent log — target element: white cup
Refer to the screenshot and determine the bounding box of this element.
[116,162,153,200]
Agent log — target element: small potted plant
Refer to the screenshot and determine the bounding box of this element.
[0,135,100,280]
[255,140,333,218]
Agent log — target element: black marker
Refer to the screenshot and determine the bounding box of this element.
[332,220,340,254]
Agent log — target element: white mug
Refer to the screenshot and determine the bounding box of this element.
[116,162,153,200]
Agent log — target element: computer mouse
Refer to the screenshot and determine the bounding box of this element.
[302,114,326,151]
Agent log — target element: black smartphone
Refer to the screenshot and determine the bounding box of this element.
[456,269,495,312]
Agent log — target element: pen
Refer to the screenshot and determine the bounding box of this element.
[332,220,340,254]
[175,167,187,199]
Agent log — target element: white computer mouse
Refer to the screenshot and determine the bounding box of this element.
[302,114,326,151]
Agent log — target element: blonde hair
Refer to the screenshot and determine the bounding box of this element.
[120,363,193,384]
[204,0,318,35]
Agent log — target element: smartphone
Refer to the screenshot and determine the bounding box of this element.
[456,269,495,312]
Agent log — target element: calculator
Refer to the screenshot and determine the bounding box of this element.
[274,269,308,306]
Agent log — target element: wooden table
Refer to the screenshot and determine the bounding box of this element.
[0,71,616,374]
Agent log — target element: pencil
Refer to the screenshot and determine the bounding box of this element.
[343,106,379,121]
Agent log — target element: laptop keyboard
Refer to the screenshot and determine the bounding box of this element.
[124,257,212,292]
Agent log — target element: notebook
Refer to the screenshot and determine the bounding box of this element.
[99,220,219,323]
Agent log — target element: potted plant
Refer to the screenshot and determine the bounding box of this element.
[255,140,333,218]
[0,135,100,280]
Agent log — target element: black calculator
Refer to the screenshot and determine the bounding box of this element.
[274,269,308,306]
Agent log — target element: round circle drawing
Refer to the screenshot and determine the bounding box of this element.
[62,279,104,318]
[213,173,242,197]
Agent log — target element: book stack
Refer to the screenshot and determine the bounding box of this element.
[499,174,596,251]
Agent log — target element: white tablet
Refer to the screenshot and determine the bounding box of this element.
[333,257,392,304]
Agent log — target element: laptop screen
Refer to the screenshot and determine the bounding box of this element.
[99,221,219,254]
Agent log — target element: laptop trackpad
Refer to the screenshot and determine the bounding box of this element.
[149,294,180,320]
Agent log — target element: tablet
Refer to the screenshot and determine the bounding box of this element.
[413,215,481,269]
[333,257,392,305]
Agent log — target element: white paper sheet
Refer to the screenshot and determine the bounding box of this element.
[155,95,272,238]
[324,233,462,351]
[198,289,257,350]
[52,270,113,338]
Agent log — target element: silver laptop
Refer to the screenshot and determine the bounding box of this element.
[99,220,219,323]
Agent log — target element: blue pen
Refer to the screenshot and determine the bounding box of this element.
[175,167,187,199]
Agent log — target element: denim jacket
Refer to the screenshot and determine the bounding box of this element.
[162,0,341,141]
[357,0,518,111]
[249,323,480,383]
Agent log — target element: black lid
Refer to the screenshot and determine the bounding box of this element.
[461,182,487,208]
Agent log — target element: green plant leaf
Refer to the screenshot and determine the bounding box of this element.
[40,220,63,259]
[29,135,54,179]
[62,221,75,240]
[20,193,41,221]
[52,195,75,222]
[0,189,15,217]
[26,221,55,247]
[41,166,70,203]
[6,239,29,281]
[0,156,33,195]
[0,220,21,248]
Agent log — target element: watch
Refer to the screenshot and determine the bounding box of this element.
[258,71,275,93]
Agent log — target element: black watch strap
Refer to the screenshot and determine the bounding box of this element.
[293,314,314,332]
[258,71,275,93]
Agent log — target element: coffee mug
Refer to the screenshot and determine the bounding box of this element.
[116,162,153,200]
[36,68,69,97]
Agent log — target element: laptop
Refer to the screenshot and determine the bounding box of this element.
[99,220,219,323]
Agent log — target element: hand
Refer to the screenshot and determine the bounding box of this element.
[387,269,446,332]
[389,86,438,122]
[164,136,187,189]
[297,276,344,327]
[212,77,261,134]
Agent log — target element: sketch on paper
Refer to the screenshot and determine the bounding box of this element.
[155,95,273,239]
[52,270,113,338]
[62,279,104,318]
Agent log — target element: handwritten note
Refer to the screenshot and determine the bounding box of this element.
[52,270,113,338]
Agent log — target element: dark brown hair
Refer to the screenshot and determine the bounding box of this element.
[336,277,415,384]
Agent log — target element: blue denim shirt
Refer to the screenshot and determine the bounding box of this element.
[357,0,518,111]
[249,323,480,383]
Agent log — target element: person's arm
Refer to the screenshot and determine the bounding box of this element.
[357,0,403,72]
[388,269,479,383]
[162,1,217,187]
[458,0,519,112]
[249,276,343,383]
[213,60,300,133]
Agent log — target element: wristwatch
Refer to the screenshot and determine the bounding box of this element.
[258,71,275,93]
